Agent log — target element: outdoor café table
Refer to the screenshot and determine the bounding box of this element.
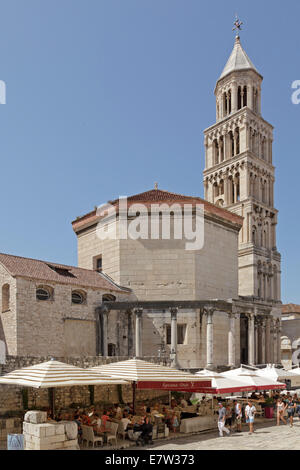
[180,416,215,434]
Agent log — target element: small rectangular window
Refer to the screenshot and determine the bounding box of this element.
[94,256,102,273]
[166,324,187,345]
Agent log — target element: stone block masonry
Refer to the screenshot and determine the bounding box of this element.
[23,411,80,450]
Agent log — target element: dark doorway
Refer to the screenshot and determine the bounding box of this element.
[240,314,249,364]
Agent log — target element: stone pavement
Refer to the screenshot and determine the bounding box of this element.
[129,419,300,451]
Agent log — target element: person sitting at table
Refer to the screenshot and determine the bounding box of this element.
[100,409,112,432]
[180,398,188,408]
[128,417,144,442]
[136,416,153,446]
[120,412,132,433]
[73,412,83,441]
[81,411,92,425]
[113,404,122,419]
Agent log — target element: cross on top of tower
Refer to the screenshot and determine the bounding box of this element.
[232,15,243,38]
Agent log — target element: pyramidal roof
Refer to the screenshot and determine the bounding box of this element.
[218,35,260,81]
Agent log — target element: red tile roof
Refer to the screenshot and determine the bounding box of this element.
[72,189,243,232]
[282,304,300,314]
[0,253,129,293]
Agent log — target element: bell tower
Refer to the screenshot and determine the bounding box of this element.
[203,32,281,305]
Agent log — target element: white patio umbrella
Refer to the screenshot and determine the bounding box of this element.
[0,359,129,417]
[223,367,286,391]
[194,371,256,395]
[256,366,300,388]
[90,358,212,413]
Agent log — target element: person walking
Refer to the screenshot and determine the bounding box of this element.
[245,400,256,435]
[225,404,233,431]
[234,400,242,433]
[276,398,287,426]
[218,403,230,437]
[286,398,296,427]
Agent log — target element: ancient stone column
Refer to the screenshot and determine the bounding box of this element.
[273,320,278,364]
[228,314,236,367]
[265,317,271,364]
[170,308,178,368]
[248,314,255,365]
[254,317,259,365]
[261,319,266,364]
[134,309,143,358]
[232,82,238,112]
[277,322,282,365]
[102,308,109,357]
[248,84,253,110]
[206,309,214,369]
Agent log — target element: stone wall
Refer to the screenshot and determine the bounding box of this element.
[0,272,130,357]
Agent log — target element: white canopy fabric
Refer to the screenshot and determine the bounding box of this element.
[289,367,300,375]
[0,360,129,388]
[223,367,286,390]
[256,366,300,388]
[195,369,222,378]
[90,358,211,388]
[194,371,255,394]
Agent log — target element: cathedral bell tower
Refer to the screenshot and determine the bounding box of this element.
[203,32,281,305]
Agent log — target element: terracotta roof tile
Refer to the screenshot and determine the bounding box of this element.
[282,304,300,314]
[72,189,243,231]
[0,253,129,293]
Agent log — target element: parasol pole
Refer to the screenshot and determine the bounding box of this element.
[49,387,55,419]
[132,381,136,415]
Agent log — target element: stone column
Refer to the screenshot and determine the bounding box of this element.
[261,318,266,364]
[134,308,143,358]
[102,308,109,357]
[170,308,178,368]
[205,309,214,369]
[248,314,255,365]
[277,321,282,365]
[265,317,271,364]
[232,82,238,112]
[248,84,253,110]
[273,320,278,364]
[127,310,134,357]
[257,319,262,364]
[254,317,259,365]
[228,314,236,367]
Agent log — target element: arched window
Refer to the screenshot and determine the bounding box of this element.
[72,290,86,305]
[36,286,52,301]
[102,294,116,302]
[2,284,10,312]
[243,86,247,107]
[237,86,242,110]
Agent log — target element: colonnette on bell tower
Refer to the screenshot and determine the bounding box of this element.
[203,29,281,307]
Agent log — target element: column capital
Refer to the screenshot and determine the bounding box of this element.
[170,307,178,319]
[204,307,215,318]
[133,308,143,317]
[100,304,110,315]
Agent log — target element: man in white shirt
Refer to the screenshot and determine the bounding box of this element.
[218,403,230,437]
[245,401,256,434]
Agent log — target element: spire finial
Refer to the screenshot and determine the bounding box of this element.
[154,182,158,190]
[232,14,243,39]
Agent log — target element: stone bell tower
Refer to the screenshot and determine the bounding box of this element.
[203,33,282,306]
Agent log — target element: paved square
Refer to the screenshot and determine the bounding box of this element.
[134,420,300,451]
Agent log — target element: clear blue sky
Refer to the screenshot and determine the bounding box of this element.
[0,0,298,303]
